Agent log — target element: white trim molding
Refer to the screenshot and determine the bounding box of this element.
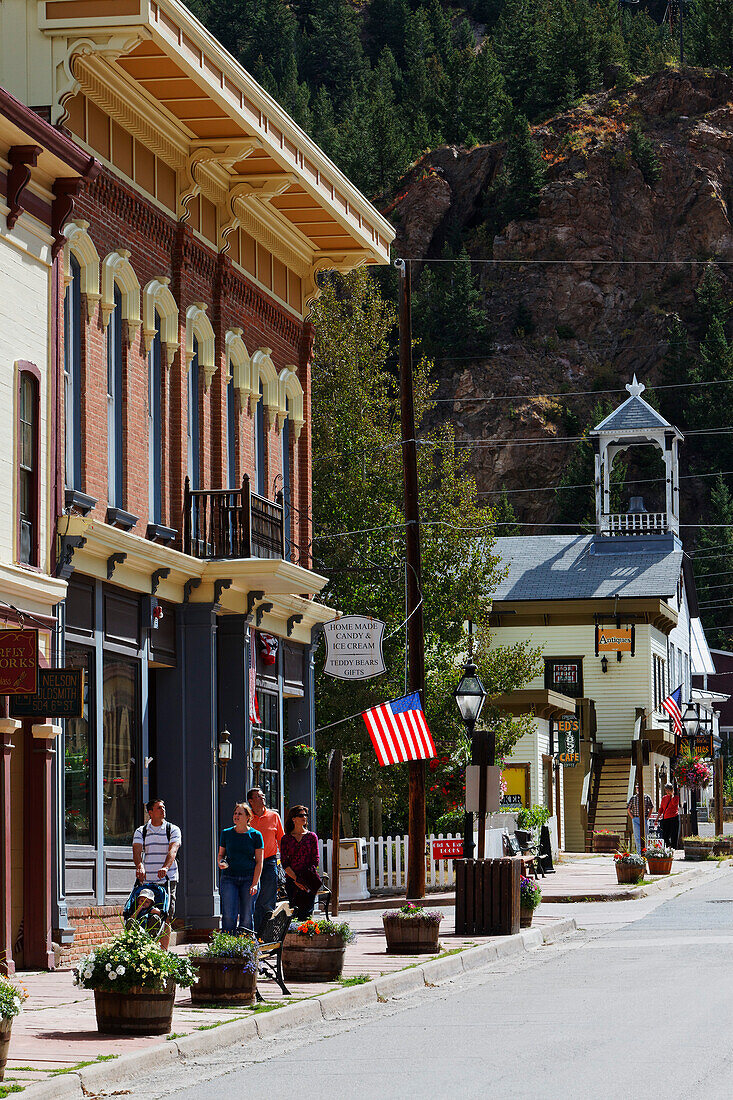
[143,277,179,365]
[101,249,141,343]
[185,303,216,388]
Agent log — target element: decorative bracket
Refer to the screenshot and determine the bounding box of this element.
[286,614,304,637]
[7,146,41,230]
[255,602,274,627]
[245,590,265,618]
[150,568,170,595]
[56,535,86,580]
[183,578,201,604]
[106,552,127,580]
[52,178,85,258]
[213,578,233,606]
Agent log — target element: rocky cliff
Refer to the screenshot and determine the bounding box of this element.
[385,69,733,525]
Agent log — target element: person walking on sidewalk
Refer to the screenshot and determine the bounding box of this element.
[218,802,264,934]
[247,787,284,935]
[132,798,181,950]
[627,784,653,853]
[656,783,680,850]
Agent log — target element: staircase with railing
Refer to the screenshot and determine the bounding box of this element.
[183,474,285,560]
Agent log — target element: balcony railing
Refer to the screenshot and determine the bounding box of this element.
[602,512,668,537]
[183,475,285,560]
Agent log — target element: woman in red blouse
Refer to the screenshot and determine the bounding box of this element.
[657,783,680,850]
[279,805,322,919]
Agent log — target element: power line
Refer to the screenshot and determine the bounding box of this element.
[403,257,733,265]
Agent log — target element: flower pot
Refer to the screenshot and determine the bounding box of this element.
[713,838,733,856]
[382,915,441,954]
[615,862,645,885]
[684,841,714,862]
[0,1018,12,1081]
[519,907,534,928]
[190,958,257,1005]
[593,833,620,854]
[93,981,175,1035]
[646,856,673,876]
[282,933,346,981]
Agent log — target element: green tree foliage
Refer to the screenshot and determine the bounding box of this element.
[555,401,627,527]
[685,0,733,70]
[692,475,733,650]
[490,112,547,227]
[629,122,662,185]
[492,489,522,535]
[310,270,540,833]
[413,244,492,356]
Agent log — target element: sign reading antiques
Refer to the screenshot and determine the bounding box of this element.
[676,733,714,759]
[323,616,386,680]
[557,715,580,766]
[0,629,38,694]
[10,667,84,719]
[595,625,635,654]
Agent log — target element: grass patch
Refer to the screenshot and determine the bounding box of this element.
[338,975,371,987]
[166,1032,185,1041]
[50,1055,118,1076]
[195,1018,244,1031]
[438,947,464,958]
[0,1085,24,1097]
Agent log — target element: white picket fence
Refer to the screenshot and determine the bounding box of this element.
[317,833,463,891]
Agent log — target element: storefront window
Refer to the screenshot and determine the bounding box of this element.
[65,644,93,845]
[256,689,280,810]
[103,654,139,845]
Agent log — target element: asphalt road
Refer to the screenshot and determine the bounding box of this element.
[136,871,733,1100]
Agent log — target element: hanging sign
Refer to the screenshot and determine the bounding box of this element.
[676,733,713,759]
[0,629,38,694]
[323,616,386,680]
[595,625,635,654]
[557,715,580,766]
[10,667,84,719]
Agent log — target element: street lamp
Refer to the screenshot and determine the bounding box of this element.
[251,733,264,785]
[455,659,487,860]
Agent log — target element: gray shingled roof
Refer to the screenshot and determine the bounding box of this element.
[592,395,671,433]
[493,536,682,601]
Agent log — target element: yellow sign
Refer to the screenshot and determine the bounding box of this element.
[597,627,633,652]
[501,764,529,808]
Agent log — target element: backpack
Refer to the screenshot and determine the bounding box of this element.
[141,821,179,869]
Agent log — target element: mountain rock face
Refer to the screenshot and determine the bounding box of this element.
[386,69,733,522]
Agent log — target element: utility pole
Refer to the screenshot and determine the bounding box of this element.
[330,748,343,917]
[396,258,426,900]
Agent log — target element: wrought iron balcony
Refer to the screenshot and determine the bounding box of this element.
[183,475,285,560]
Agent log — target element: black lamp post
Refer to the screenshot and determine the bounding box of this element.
[455,659,487,860]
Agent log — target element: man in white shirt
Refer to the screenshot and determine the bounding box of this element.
[132,798,181,950]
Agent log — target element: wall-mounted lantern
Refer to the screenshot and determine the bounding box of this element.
[251,733,264,784]
[218,727,232,786]
[600,655,608,674]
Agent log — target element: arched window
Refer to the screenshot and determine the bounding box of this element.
[148,313,162,524]
[17,364,40,567]
[281,417,290,557]
[226,376,236,487]
[254,381,265,496]
[107,284,124,507]
[64,254,82,489]
[188,337,201,489]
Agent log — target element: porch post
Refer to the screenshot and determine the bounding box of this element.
[0,718,19,976]
[24,724,61,969]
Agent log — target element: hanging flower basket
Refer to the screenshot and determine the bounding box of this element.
[673,753,713,791]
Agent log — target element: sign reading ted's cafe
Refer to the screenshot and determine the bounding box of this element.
[0,629,38,694]
[595,625,635,655]
[10,667,84,719]
[323,616,386,680]
[557,715,580,766]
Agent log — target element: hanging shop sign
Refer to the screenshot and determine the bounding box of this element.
[676,733,714,759]
[432,838,463,860]
[595,625,635,655]
[557,714,580,766]
[323,616,386,680]
[10,667,84,719]
[0,629,38,694]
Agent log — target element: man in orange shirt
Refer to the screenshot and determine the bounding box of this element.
[248,787,285,934]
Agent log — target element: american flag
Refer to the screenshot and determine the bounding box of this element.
[661,685,683,736]
[362,692,436,766]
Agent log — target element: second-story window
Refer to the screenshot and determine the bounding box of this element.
[148,313,162,524]
[18,368,39,566]
[107,284,124,507]
[226,376,236,487]
[653,654,667,710]
[282,417,290,557]
[255,382,265,496]
[64,254,82,489]
[187,337,200,489]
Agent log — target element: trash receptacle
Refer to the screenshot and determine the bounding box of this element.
[455,857,520,935]
[338,838,369,901]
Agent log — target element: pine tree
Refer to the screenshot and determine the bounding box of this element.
[459,44,511,146]
[693,475,733,650]
[413,244,492,355]
[492,489,522,536]
[491,112,547,227]
[686,0,733,70]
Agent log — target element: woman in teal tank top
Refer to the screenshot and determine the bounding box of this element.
[217,803,264,933]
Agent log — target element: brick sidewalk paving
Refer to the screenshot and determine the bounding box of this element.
[0,856,688,1090]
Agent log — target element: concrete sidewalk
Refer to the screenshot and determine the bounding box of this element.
[5,855,725,1095]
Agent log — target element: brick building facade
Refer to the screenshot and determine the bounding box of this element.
[0,0,392,964]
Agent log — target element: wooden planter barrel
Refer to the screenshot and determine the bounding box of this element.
[282,933,346,981]
[615,862,645,884]
[0,1019,12,1081]
[519,908,534,929]
[94,982,175,1035]
[382,916,441,954]
[593,833,621,854]
[646,856,673,876]
[684,841,714,862]
[713,838,733,856]
[190,958,257,1005]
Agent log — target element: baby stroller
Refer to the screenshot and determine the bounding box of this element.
[122,880,171,940]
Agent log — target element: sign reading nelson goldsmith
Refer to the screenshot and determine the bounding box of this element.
[10,667,84,719]
[0,629,38,694]
[323,616,386,680]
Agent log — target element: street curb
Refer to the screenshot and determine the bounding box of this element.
[19,917,576,1098]
[542,860,730,902]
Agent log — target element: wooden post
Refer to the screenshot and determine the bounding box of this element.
[715,756,724,837]
[554,759,562,851]
[24,725,57,969]
[0,717,17,976]
[397,259,426,900]
[636,738,646,853]
[330,749,343,918]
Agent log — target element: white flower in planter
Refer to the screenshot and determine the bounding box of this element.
[116,966,125,976]
[109,972,117,980]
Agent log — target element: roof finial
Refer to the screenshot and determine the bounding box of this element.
[626,375,645,398]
